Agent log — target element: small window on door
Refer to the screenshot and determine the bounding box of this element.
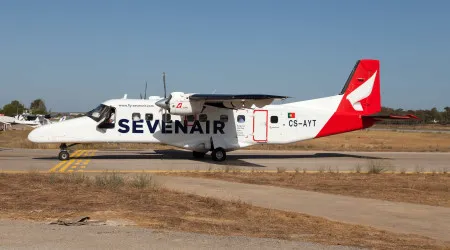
[220,115,228,122]
[132,113,141,121]
[270,116,278,124]
[237,115,245,123]
[145,113,153,121]
[199,114,207,122]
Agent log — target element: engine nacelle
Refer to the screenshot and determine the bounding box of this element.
[167,92,204,115]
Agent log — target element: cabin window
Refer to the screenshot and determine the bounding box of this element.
[186,115,195,122]
[220,115,228,122]
[270,116,278,124]
[132,113,141,121]
[237,115,245,123]
[199,114,207,122]
[162,113,171,122]
[145,113,153,121]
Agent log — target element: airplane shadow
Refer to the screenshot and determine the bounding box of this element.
[33,149,385,168]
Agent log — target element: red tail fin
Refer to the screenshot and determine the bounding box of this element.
[339,59,380,115]
[315,59,380,138]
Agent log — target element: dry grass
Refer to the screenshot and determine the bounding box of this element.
[1,129,450,152]
[167,172,450,207]
[373,123,450,131]
[0,173,446,249]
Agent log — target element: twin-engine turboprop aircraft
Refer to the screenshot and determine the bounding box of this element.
[28,59,417,161]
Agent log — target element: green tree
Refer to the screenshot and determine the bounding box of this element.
[430,107,441,122]
[30,99,47,114]
[1,100,25,116]
[443,107,450,123]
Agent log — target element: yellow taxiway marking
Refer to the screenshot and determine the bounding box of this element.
[49,150,81,172]
[48,161,66,173]
[57,159,76,173]
[47,150,96,173]
[58,150,88,173]
[56,150,84,173]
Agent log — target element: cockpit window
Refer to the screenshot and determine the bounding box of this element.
[86,104,110,122]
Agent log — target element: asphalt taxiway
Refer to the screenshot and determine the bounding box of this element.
[1,148,449,245]
[0,148,449,173]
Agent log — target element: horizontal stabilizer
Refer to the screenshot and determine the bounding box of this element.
[363,114,419,121]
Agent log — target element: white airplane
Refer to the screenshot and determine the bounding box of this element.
[28,59,416,161]
[0,115,15,124]
[13,113,52,128]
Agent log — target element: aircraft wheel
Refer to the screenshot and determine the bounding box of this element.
[211,148,226,162]
[58,151,70,161]
[193,151,206,159]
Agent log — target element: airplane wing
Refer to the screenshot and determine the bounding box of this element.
[189,94,289,109]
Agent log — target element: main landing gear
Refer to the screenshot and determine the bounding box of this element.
[211,147,226,162]
[192,147,226,162]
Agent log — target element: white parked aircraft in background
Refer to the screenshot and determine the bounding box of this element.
[28,59,416,161]
[0,113,51,128]
[0,112,66,129]
[13,113,52,127]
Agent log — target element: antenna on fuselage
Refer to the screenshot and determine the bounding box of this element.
[163,72,167,98]
[144,81,148,99]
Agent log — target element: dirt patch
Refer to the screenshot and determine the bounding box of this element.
[373,123,450,131]
[163,172,450,207]
[1,129,450,152]
[0,172,446,249]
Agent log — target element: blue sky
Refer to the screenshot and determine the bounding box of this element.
[0,0,449,112]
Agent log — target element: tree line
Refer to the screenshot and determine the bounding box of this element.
[379,106,450,124]
[0,99,47,117]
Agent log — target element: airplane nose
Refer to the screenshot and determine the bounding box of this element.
[28,126,46,143]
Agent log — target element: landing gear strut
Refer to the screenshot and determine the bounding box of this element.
[58,143,70,161]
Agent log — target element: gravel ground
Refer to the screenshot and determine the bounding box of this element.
[0,219,361,250]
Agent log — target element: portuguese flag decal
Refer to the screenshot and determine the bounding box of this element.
[288,112,295,118]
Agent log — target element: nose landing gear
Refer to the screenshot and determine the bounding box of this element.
[58,143,70,161]
[58,143,79,161]
[58,150,70,161]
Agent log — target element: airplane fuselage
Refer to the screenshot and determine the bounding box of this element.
[28,59,389,161]
[28,94,370,153]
